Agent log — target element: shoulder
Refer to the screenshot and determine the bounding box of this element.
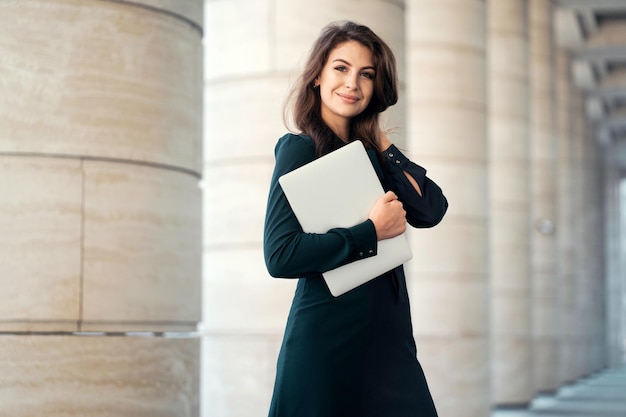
[274,133,317,170]
[271,133,317,177]
[275,133,315,157]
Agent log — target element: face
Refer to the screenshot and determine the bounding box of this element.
[316,40,375,138]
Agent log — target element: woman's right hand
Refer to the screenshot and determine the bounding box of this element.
[369,191,406,241]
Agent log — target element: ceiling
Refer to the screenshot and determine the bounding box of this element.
[554,0,626,171]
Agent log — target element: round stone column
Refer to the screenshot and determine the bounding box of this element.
[406,1,489,416]
[487,0,533,406]
[570,91,588,381]
[202,2,405,415]
[555,50,577,385]
[528,0,559,394]
[605,145,624,368]
[0,0,203,415]
[584,124,607,373]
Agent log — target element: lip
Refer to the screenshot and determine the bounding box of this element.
[337,93,360,104]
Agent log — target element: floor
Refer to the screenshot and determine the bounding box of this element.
[491,365,626,417]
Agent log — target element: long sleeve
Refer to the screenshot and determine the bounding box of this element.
[263,134,379,278]
[381,144,448,228]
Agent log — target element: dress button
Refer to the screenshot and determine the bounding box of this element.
[395,159,401,164]
[368,249,374,255]
[359,252,364,257]
[388,153,394,158]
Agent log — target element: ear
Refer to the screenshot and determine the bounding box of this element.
[313,76,320,88]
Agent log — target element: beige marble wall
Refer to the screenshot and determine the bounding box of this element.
[132,0,203,28]
[0,335,200,417]
[406,1,489,416]
[82,161,201,330]
[202,1,405,416]
[0,157,82,332]
[488,0,533,406]
[529,0,559,394]
[0,0,203,415]
[0,0,202,172]
[0,0,202,329]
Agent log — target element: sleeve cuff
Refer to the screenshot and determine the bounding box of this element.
[383,144,427,190]
[346,219,378,259]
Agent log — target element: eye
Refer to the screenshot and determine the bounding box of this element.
[360,72,375,80]
[334,65,348,72]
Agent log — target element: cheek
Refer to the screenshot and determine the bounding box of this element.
[321,85,333,102]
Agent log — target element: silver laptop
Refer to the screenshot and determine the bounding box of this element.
[278,140,412,297]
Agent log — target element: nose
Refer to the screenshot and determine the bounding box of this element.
[345,72,358,89]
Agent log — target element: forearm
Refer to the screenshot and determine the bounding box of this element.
[264,219,378,278]
[378,141,448,227]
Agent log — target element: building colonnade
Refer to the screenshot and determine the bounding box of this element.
[203,1,623,417]
[1,1,620,416]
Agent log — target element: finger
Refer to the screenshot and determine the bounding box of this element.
[383,191,398,202]
[390,199,403,209]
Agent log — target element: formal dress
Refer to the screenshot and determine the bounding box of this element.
[264,133,448,417]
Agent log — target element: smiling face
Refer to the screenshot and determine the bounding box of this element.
[316,40,375,140]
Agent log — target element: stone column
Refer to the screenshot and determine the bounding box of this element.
[202,2,405,416]
[528,0,559,394]
[0,0,203,416]
[585,126,607,373]
[605,145,624,368]
[578,121,592,377]
[487,0,533,407]
[621,179,626,366]
[405,1,489,416]
[570,91,588,381]
[555,50,577,385]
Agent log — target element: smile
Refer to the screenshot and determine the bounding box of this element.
[337,93,360,104]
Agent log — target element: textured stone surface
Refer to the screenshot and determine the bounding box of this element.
[529,0,559,393]
[203,162,274,246]
[274,0,405,79]
[488,0,533,405]
[133,0,203,29]
[0,335,200,417]
[82,161,202,326]
[203,248,296,332]
[202,333,281,417]
[204,77,290,163]
[416,336,490,417]
[407,1,489,416]
[0,0,203,416]
[0,157,82,328]
[0,0,202,172]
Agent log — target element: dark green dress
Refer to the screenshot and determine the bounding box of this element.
[264,134,448,417]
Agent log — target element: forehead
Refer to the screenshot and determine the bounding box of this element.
[327,40,374,66]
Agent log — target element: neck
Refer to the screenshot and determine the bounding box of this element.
[327,121,350,143]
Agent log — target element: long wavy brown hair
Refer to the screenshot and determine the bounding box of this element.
[284,21,399,157]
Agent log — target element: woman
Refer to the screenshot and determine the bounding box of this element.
[263,21,448,417]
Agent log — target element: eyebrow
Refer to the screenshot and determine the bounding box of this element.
[332,58,375,71]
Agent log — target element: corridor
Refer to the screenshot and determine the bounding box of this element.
[493,365,626,417]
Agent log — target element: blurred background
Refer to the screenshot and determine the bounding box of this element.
[1,1,625,417]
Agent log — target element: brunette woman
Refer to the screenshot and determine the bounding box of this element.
[263,21,448,417]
